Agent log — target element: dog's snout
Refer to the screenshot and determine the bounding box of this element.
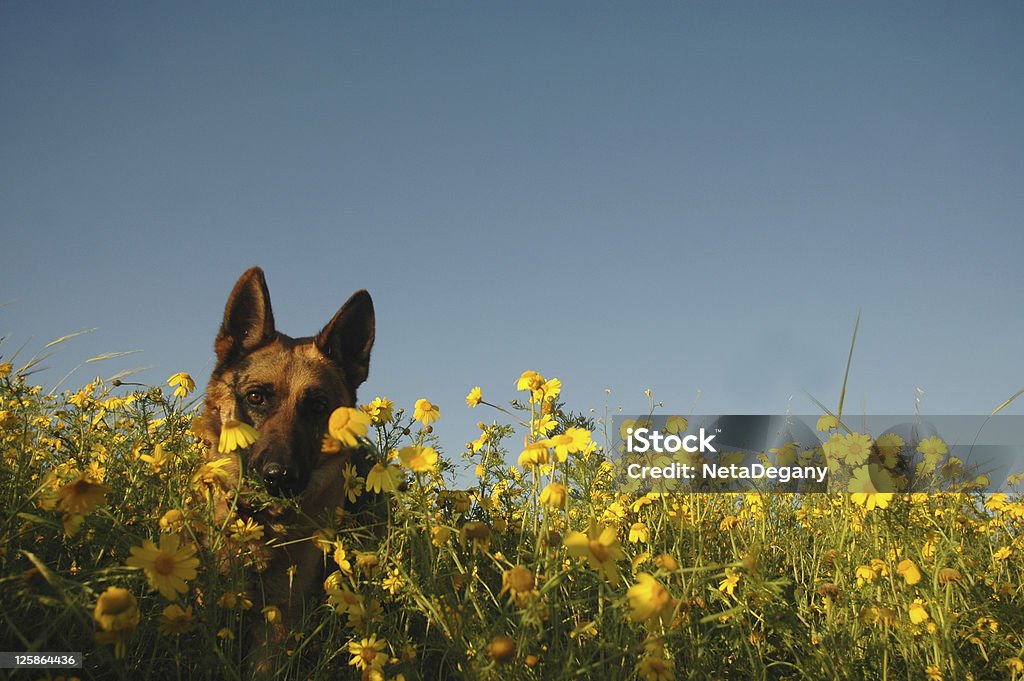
[262,462,301,497]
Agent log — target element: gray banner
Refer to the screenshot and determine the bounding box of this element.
[0,652,82,669]
[610,415,1024,494]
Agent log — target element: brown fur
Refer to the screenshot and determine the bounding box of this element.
[194,267,374,675]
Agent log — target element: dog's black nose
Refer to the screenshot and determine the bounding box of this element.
[262,463,299,496]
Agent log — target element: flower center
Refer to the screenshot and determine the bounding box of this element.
[588,540,609,563]
[154,553,177,576]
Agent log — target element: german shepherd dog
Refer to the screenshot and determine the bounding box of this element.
[194,267,374,675]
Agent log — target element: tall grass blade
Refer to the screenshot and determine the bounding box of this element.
[991,388,1024,417]
[837,311,860,421]
[85,350,141,363]
[44,328,97,349]
[107,365,155,383]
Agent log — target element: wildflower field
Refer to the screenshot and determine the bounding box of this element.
[1,355,1024,681]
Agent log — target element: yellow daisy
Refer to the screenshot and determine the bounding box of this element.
[564,523,625,585]
[158,604,195,635]
[57,473,111,516]
[217,419,259,454]
[93,586,140,632]
[627,573,672,624]
[328,407,371,448]
[347,634,387,671]
[365,463,402,494]
[166,372,195,398]
[413,398,440,425]
[397,445,439,474]
[360,396,395,425]
[125,534,200,600]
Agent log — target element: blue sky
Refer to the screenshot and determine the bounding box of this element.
[2,2,1022,470]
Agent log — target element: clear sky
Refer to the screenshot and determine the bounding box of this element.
[2,2,1022,470]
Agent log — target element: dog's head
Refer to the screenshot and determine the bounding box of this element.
[203,267,374,497]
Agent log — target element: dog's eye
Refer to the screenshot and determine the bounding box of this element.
[246,390,268,407]
[305,397,329,418]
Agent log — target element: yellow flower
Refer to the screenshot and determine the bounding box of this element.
[217,419,259,454]
[518,442,550,468]
[855,565,878,587]
[718,569,740,596]
[849,464,895,510]
[166,372,195,398]
[636,653,675,681]
[896,559,922,586]
[499,566,537,606]
[93,587,140,632]
[816,414,839,431]
[342,462,364,503]
[398,445,438,474]
[465,387,482,408]
[543,427,592,462]
[321,434,343,454]
[262,605,282,623]
[665,416,688,433]
[326,585,363,616]
[842,433,874,466]
[937,567,962,585]
[516,370,544,392]
[875,433,905,463]
[629,522,650,543]
[158,604,195,635]
[533,413,557,434]
[382,569,403,595]
[125,534,200,600]
[459,520,492,554]
[159,509,186,533]
[0,362,12,378]
[627,573,671,623]
[908,599,930,624]
[191,456,235,489]
[360,397,394,425]
[217,591,253,610]
[228,517,265,543]
[365,463,402,494]
[431,526,452,547]
[993,546,1012,561]
[860,606,897,627]
[539,482,566,509]
[773,442,798,467]
[329,542,352,575]
[917,436,948,459]
[413,398,440,425]
[355,552,381,577]
[57,473,111,516]
[327,407,371,448]
[537,377,561,403]
[348,634,387,671]
[486,636,517,663]
[0,409,18,430]
[564,523,625,585]
[139,443,173,473]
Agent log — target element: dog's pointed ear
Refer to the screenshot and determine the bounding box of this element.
[316,290,374,388]
[215,267,276,363]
